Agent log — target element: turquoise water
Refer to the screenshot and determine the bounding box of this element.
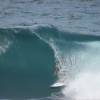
[0,29,55,99]
[0,0,100,100]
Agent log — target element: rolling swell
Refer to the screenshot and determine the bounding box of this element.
[0,28,55,99]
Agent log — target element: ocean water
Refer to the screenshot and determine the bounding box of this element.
[0,0,100,100]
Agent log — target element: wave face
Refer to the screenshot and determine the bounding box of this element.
[0,28,55,99]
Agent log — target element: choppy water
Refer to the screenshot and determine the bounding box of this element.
[0,0,100,100]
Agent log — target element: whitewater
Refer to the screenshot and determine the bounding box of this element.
[0,0,100,100]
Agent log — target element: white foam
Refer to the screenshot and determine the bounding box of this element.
[0,39,12,55]
[63,71,100,100]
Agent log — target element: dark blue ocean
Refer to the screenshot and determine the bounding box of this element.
[0,0,100,100]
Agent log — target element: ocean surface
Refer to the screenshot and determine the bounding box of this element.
[0,0,100,100]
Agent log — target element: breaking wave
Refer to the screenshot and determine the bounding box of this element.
[0,26,100,100]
